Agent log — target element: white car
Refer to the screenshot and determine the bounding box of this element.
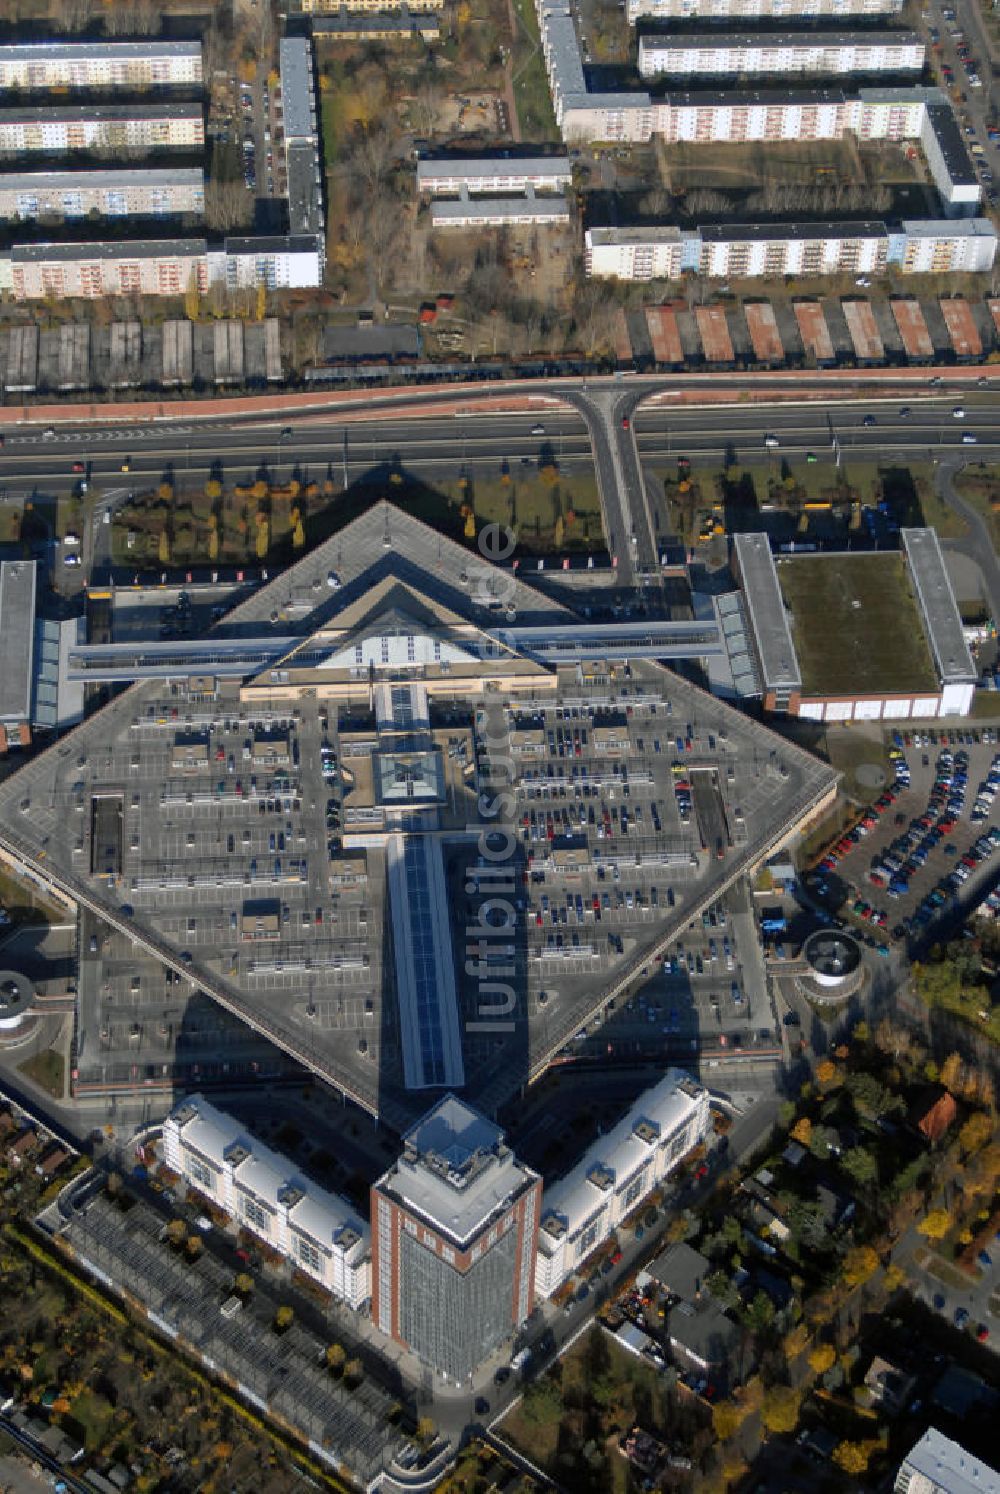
[953,406,966,418]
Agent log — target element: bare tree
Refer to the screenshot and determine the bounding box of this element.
[53,0,92,32]
[205,178,254,232]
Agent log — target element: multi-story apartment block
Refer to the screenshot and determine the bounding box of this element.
[537,0,947,152]
[534,1070,710,1298]
[628,0,904,18]
[920,102,981,211]
[295,0,444,11]
[279,38,325,247]
[0,41,202,90]
[417,156,573,194]
[0,168,204,223]
[698,219,889,277]
[895,217,998,272]
[163,1094,371,1308]
[638,31,924,79]
[0,232,325,300]
[585,216,996,279]
[370,1096,541,1383]
[221,234,325,288]
[5,238,208,300]
[586,224,691,279]
[0,104,203,154]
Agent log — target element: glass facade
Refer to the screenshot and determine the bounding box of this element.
[399,1225,517,1381]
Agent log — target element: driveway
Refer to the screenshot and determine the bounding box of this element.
[936,458,1000,624]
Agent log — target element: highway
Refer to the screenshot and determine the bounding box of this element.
[2,388,1000,587]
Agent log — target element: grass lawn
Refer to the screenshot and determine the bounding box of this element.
[113,470,603,569]
[441,469,602,544]
[972,690,1000,720]
[662,137,861,192]
[777,551,939,698]
[510,0,559,140]
[18,1048,65,1099]
[823,727,893,805]
[69,1388,115,1451]
[953,465,1000,550]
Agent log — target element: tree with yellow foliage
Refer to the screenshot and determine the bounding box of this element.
[464,511,476,539]
[841,1244,879,1287]
[184,268,200,322]
[761,1385,801,1436]
[833,1441,877,1476]
[292,517,305,549]
[158,483,173,502]
[256,281,267,322]
[917,1209,951,1241]
[208,528,219,563]
[252,480,269,501]
[815,1059,840,1087]
[158,529,171,567]
[808,1343,836,1375]
[205,479,222,501]
[791,1116,812,1146]
[959,1112,993,1157]
[712,1400,745,1439]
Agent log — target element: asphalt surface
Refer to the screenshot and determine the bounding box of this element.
[6,389,1000,589]
[7,395,998,490]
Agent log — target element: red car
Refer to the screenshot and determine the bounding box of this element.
[235,1248,251,1265]
[621,415,630,429]
[72,460,85,473]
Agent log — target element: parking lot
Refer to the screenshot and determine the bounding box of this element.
[464,674,832,1088]
[807,726,1000,949]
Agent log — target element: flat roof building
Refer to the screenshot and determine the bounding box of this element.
[0,561,36,731]
[279,37,317,146]
[163,1093,371,1307]
[921,102,981,210]
[731,533,801,710]
[308,9,441,36]
[371,1095,541,1381]
[0,168,204,222]
[639,30,924,79]
[430,188,570,227]
[629,0,904,16]
[0,40,202,89]
[902,527,976,706]
[736,532,976,721]
[417,155,572,194]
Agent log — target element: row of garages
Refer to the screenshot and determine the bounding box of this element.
[0,318,284,394]
[615,295,1000,369]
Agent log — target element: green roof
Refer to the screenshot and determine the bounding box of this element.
[777,551,938,698]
